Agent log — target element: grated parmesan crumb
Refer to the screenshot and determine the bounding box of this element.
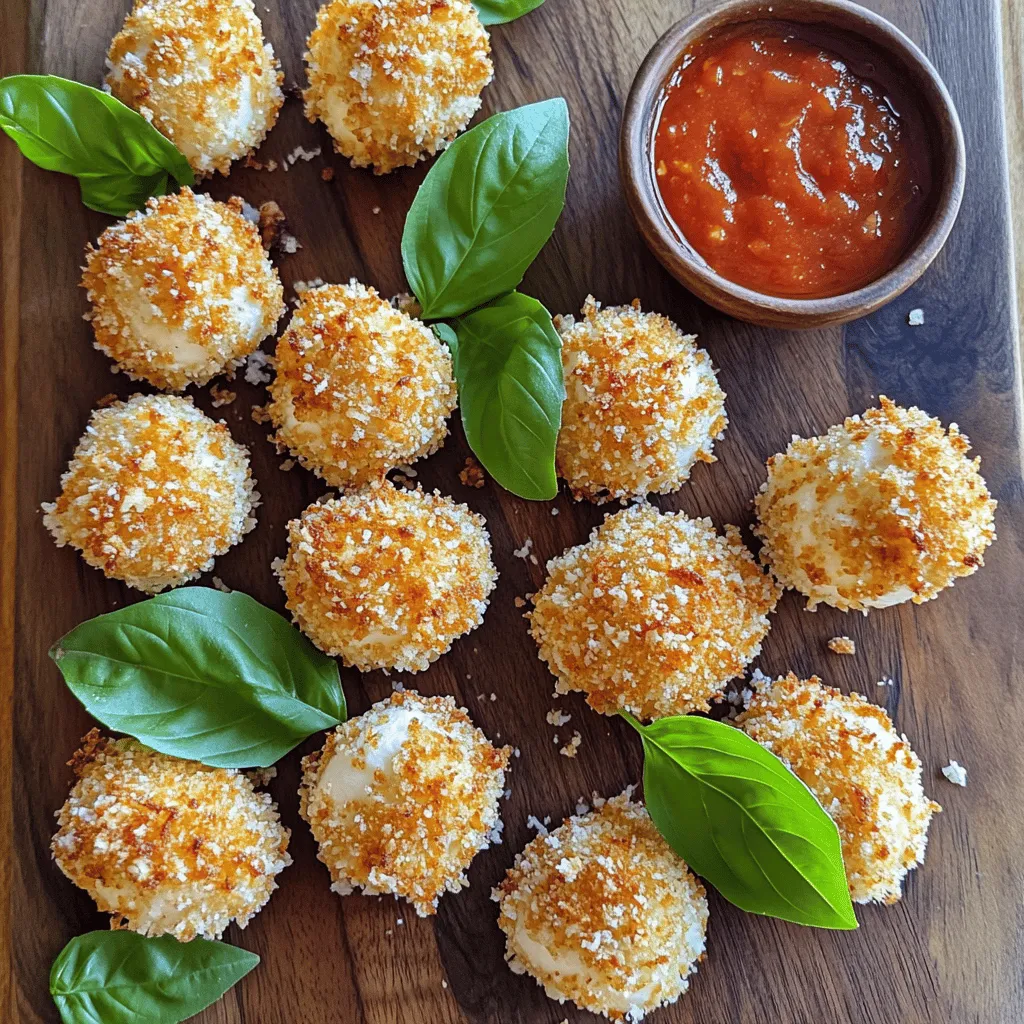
[941,760,967,786]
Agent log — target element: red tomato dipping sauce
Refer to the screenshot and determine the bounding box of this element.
[653,24,933,298]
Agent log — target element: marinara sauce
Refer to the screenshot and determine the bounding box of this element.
[653,24,932,298]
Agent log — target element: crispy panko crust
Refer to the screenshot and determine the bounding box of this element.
[276,482,497,672]
[303,0,493,173]
[555,297,727,503]
[529,502,780,719]
[107,0,283,176]
[736,673,941,904]
[83,188,284,390]
[754,397,996,612]
[52,731,291,940]
[493,792,708,1021]
[300,691,510,915]
[42,394,257,593]
[267,281,456,489]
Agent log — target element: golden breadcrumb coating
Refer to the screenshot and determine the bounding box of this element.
[82,188,285,391]
[754,397,997,612]
[529,503,780,719]
[107,0,283,176]
[52,731,291,941]
[276,482,497,672]
[555,297,727,503]
[267,282,456,489]
[303,0,493,174]
[42,394,257,593]
[736,673,940,904]
[300,691,510,915]
[493,792,708,1021]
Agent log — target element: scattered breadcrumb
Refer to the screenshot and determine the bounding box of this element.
[283,144,321,169]
[251,403,271,424]
[321,166,335,182]
[828,636,856,656]
[941,760,967,786]
[257,199,287,250]
[210,383,236,408]
[559,732,582,758]
[459,456,486,488]
[244,349,273,386]
[513,537,538,564]
[546,709,571,727]
[279,458,296,472]
[908,308,925,326]
[514,596,526,609]
[211,576,231,593]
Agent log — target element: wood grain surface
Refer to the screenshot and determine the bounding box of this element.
[3,1,1022,1023]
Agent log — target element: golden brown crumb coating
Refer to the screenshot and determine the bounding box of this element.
[52,731,291,940]
[754,397,996,612]
[493,792,708,1021]
[82,188,284,391]
[42,394,257,593]
[267,281,456,489]
[529,502,780,719]
[736,673,940,904]
[555,297,727,503]
[303,0,493,174]
[107,0,283,176]
[276,482,497,672]
[300,691,510,915]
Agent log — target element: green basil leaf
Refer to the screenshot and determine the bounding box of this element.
[0,74,193,216]
[473,0,547,26]
[401,98,569,320]
[50,587,346,768]
[449,292,563,500]
[625,714,857,930]
[51,931,258,1024]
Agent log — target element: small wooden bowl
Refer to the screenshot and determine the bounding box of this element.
[619,0,966,329]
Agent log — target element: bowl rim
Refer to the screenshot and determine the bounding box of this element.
[619,0,967,326]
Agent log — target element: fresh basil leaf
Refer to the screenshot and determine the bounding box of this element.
[50,587,346,768]
[0,74,193,216]
[402,98,569,320]
[51,931,258,1024]
[473,0,547,26]
[623,713,857,930]
[449,292,563,500]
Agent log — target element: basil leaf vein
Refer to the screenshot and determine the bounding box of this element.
[446,291,563,499]
[0,74,193,216]
[50,587,346,768]
[402,98,569,319]
[625,713,857,930]
[51,932,258,1024]
[473,0,547,26]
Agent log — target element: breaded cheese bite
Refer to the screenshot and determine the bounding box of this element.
[303,0,493,174]
[276,482,496,672]
[107,0,283,176]
[754,397,997,612]
[43,394,257,593]
[300,691,510,915]
[52,731,291,941]
[556,297,727,503]
[83,188,285,391]
[736,673,941,905]
[493,791,708,1021]
[267,281,456,489]
[529,502,780,719]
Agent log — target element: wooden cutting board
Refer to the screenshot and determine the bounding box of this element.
[3,0,1022,1021]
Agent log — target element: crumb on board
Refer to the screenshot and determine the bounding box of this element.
[283,145,321,170]
[877,676,895,687]
[828,635,856,656]
[941,760,967,786]
[244,350,272,386]
[209,383,236,408]
[257,200,286,249]
[459,456,486,488]
[211,576,231,593]
[546,709,571,727]
[251,404,271,424]
[559,732,582,758]
[321,167,335,182]
[513,537,538,564]
[908,308,925,326]
[514,595,526,608]
[280,458,296,472]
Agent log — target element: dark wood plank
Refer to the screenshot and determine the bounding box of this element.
[3,0,1023,1022]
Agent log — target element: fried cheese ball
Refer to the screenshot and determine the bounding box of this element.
[267,282,456,489]
[43,394,257,593]
[276,483,497,672]
[556,297,728,503]
[107,0,283,176]
[493,792,708,1021]
[83,188,285,391]
[300,691,511,915]
[52,731,291,941]
[736,673,941,904]
[529,502,780,719]
[303,0,493,174]
[754,397,997,612]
